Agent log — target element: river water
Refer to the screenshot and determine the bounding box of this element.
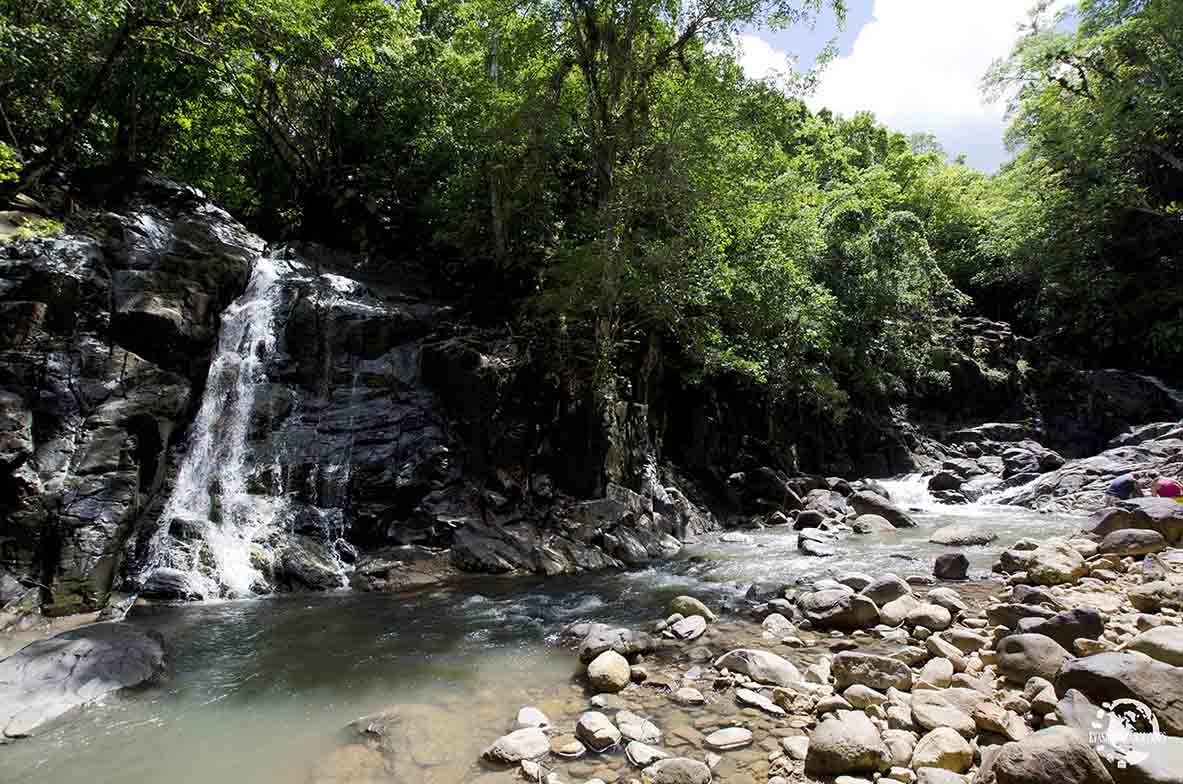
[1,478,1083,784]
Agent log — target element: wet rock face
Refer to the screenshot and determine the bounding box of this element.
[4,180,716,609]
[0,178,255,612]
[0,622,166,738]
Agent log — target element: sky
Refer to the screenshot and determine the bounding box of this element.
[736,1,1055,172]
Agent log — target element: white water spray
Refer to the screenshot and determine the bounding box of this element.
[153,255,286,597]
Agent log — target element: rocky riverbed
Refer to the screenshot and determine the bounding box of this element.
[1,480,1182,784]
[446,523,1183,784]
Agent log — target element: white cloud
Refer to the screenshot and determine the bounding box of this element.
[736,35,795,87]
[741,1,1068,170]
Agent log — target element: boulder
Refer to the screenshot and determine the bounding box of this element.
[625,740,670,767]
[1027,542,1088,586]
[880,594,922,627]
[1001,441,1065,479]
[912,689,977,736]
[1128,581,1183,613]
[0,622,166,738]
[917,658,954,690]
[799,589,880,630]
[513,706,550,730]
[912,726,973,773]
[927,588,969,614]
[578,625,658,663]
[862,574,913,606]
[587,650,632,693]
[1056,688,1183,784]
[1099,529,1167,557]
[978,726,1113,784]
[930,525,997,546]
[1123,626,1183,667]
[1089,498,1183,544]
[735,687,786,716]
[805,709,891,775]
[838,572,875,592]
[832,652,914,691]
[642,757,712,784]
[849,491,917,528]
[853,514,895,534]
[714,648,801,687]
[793,509,826,529]
[668,596,717,622]
[1012,585,1067,608]
[617,711,662,744]
[934,554,969,581]
[667,615,707,641]
[916,770,969,784]
[800,537,837,557]
[907,603,954,631]
[576,711,622,751]
[929,471,965,493]
[997,634,1073,685]
[1018,608,1105,651]
[482,728,550,764]
[1055,651,1183,736]
[987,602,1058,630]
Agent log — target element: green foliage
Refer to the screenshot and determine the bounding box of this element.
[976,0,1183,368]
[0,215,64,243]
[0,142,19,183]
[17,0,1149,427]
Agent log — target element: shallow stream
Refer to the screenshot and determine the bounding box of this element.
[1,478,1083,784]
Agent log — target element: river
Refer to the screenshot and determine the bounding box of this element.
[0,478,1082,784]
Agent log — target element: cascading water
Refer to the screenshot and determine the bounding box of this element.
[877,473,940,512]
[143,254,286,598]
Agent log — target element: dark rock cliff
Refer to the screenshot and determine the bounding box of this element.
[0,179,256,613]
[1,179,1177,616]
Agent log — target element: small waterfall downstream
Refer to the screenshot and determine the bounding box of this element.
[143,254,287,598]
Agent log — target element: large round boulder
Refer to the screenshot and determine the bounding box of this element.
[912,726,973,773]
[577,624,657,663]
[805,709,891,775]
[1099,528,1166,557]
[1026,542,1087,586]
[1055,650,1183,736]
[849,491,917,528]
[934,553,970,581]
[996,634,1072,685]
[1016,608,1104,651]
[832,652,913,691]
[862,574,912,606]
[587,650,631,693]
[978,726,1113,784]
[0,622,166,738]
[799,588,880,629]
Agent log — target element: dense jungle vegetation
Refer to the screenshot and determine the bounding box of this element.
[1,0,1180,418]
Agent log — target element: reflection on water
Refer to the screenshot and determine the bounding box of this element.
[0,479,1082,784]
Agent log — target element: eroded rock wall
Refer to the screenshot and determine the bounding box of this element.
[0,178,257,612]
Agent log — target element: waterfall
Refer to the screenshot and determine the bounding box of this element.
[145,254,286,598]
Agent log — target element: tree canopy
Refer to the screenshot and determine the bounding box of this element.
[2,0,1179,425]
